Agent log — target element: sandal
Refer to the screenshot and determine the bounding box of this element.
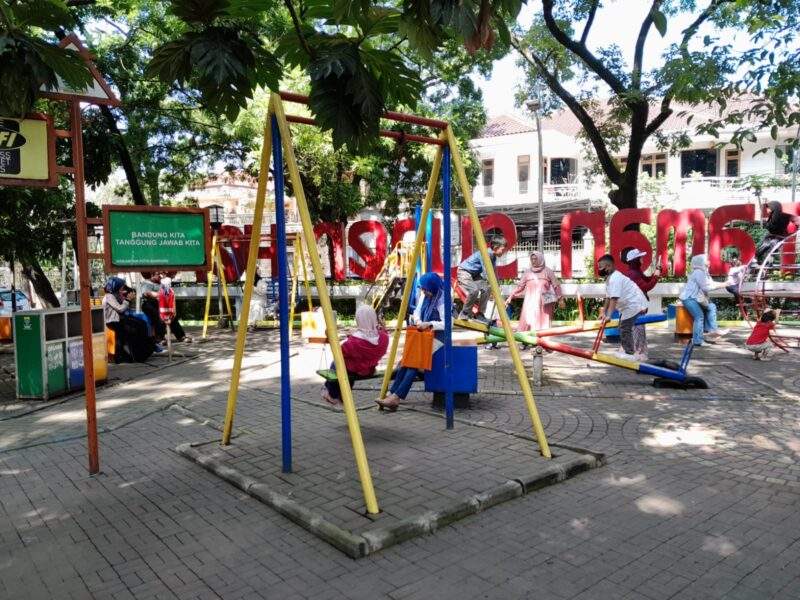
[321,389,340,407]
[375,399,399,412]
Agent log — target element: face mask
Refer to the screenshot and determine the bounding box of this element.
[598,267,610,277]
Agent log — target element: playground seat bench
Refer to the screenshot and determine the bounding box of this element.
[315,369,423,385]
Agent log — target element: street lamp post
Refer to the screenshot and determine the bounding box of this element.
[207,204,226,327]
[527,99,545,253]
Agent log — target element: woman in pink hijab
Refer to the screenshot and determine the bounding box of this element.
[505,251,564,331]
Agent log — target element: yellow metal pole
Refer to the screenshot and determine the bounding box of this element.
[271,93,380,514]
[289,237,299,337]
[221,119,273,445]
[445,126,551,459]
[201,235,218,339]
[300,237,313,312]
[216,249,234,321]
[379,145,444,399]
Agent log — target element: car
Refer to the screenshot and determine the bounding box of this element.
[0,289,31,312]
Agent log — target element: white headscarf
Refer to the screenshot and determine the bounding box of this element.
[690,254,708,272]
[352,304,380,344]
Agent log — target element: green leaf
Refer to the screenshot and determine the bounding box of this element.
[652,9,667,37]
[331,0,372,23]
[770,124,778,140]
[224,0,273,19]
[145,39,194,85]
[169,0,231,25]
[9,0,74,31]
[26,39,93,92]
[307,41,384,152]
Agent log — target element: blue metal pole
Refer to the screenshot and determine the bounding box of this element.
[425,207,433,273]
[442,145,454,429]
[271,116,292,473]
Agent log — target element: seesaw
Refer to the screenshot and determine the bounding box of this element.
[455,314,707,389]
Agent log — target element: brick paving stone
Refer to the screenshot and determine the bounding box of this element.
[0,327,799,598]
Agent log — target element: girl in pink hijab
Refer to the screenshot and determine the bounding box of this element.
[505,251,564,331]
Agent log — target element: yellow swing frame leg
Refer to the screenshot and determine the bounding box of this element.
[222,94,380,514]
[445,126,551,459]
[222,119,273,444]
[215,245,234,322]
[379,143,444,399]
[201,234,219,340]
[289,237,314,337]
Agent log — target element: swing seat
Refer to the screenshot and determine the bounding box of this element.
[316,369,385,382]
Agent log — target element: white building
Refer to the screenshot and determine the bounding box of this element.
[470,99,798,222]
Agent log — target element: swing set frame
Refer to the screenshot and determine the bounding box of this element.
[221,91,550,516]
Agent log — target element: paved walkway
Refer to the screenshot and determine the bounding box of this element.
[1,326,800,599]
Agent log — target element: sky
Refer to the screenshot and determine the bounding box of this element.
[476,1,733,118]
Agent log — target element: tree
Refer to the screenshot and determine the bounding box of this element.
[511,0,800,210]
[142,0,520,151]
[0,185,75,307]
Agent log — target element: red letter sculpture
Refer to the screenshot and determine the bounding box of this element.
[314,222,346,281]
[560,210,606,278]
[655,209,705,276]
[348,220,388,280]
[708,204,755,275]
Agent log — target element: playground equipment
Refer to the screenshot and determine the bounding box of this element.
[288,236,314,337]
[201,232,235,339]
[221,91,551,516]
[738,231,800,352]
[362,241,420,315]
[456,312,707,389]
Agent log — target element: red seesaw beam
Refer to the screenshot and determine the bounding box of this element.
[278,91,449,130]
[284,114,445,146]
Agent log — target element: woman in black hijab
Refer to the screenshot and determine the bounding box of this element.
[756,201,800,262]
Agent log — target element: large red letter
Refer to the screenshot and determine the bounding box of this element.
[560,210,606,278]
[708,204,756,275]
[610,209,652,275]
[314,222,346,281]
[459,213,518,278]
[348,220,388,280]
[655,209,705,276]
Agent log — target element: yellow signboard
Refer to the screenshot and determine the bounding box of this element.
[0,114,57,188]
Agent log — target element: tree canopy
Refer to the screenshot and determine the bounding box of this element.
[511,0,800,209]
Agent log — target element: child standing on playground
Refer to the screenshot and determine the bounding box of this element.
[456,236,507,323]
[597,255,649,360]
[376,272,445,412]
[745,309,779,360]
[321,305,389,406]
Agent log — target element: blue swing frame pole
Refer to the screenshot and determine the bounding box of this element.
[442,145,454,428]
[271,115,292,473]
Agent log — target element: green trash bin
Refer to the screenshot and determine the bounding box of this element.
[14,307,105,400]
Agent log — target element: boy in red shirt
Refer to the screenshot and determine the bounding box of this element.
[746,309,779,360]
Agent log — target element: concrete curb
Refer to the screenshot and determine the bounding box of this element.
[176,441,603,559]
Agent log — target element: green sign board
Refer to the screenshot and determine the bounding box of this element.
[103,206,210,270]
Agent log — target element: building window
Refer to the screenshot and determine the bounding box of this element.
[517,155,530,194]
[641,153,667,177]
[481,159,494,197]
[725,149,740,177]
[681,149,718,177]
[549,157,576,184]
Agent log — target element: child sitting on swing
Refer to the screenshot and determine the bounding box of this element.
[321,305,389,406]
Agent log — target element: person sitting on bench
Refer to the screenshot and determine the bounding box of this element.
[376,272,445,412]
[321,305,388,406]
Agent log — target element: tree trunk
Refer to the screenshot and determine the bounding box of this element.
[608,176,639,210]
[20,258,60,308]
[100,105,147,205]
